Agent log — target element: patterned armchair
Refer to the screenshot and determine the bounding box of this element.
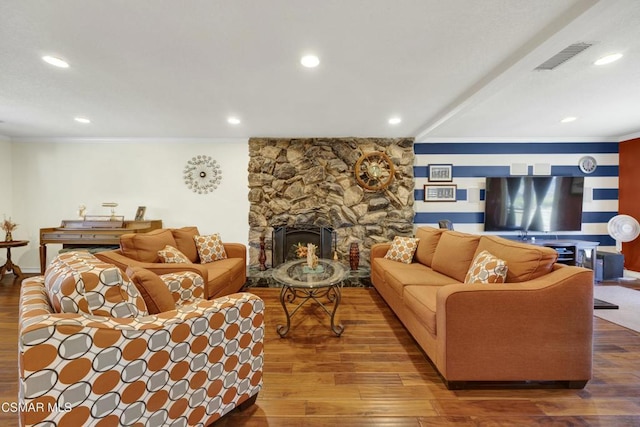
[19,251,264,426]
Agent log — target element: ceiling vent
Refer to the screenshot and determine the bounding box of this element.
[535,42,593,70]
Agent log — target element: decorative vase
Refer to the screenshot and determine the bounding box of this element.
[4,231,12,242]
[258,236,267,271]
[307,243,318,269]
[349,242,360,271]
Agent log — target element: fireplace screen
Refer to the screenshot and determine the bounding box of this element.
[272,226,335,267]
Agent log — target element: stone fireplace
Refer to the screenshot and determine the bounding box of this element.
[248,137,415,268]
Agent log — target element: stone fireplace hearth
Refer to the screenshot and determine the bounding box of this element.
[248,137,415,269]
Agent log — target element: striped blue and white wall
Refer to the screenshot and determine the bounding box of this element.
[413,140,618,249]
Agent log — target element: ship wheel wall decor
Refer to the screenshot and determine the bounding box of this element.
[354,151,395,191]
[183,155,222,194]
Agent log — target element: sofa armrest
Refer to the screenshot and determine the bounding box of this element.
[19,277,264,426]
[224,243,247,262]
[371,243,391,259]
[435,265,593,381]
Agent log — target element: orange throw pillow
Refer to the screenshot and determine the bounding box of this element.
[126,266,176,314]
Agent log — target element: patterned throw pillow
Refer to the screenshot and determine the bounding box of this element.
[464,250,509,284]
[193,233,228,263]
[44,251,148,318]
[158,245,192,264]
[384,236,420,264]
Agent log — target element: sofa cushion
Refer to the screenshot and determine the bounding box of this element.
[384,236,420,264]
[120,229,177,263]
[464,250,508,284]
[403,285,439,335]
[194,233,228,263]
[44,251,147,318]
[171,226,200,263]
[158,245,192,264]
[126,266,176,314]
[431,231,481,282]
[475,235,558,282]
[377,258,458,298]
[203,258,245,298]
[414,226,444,267]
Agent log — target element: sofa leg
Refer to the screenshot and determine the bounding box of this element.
[237,393,258,411]
[567,380,588,389]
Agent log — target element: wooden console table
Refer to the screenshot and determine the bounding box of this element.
[0,240,29,281]
[39,219,162,273]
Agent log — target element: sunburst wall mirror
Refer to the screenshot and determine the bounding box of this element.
[183,155,223,194]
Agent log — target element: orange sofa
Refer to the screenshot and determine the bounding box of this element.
[96,227,247,299]
[371,226,594,389]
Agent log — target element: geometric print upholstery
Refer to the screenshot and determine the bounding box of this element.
[157,244,193,264]
[159,271,206,305]
[19,274,264,427]
[464,250,509,284]
[193,234,228,263]
[384,236,420,264]
[43,251,147,318]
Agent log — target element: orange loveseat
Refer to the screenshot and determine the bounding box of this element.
[371,226,594,389]
[96,227,247,299]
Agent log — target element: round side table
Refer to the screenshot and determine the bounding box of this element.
[0,240,29,281]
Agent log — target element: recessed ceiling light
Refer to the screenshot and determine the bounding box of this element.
[300,55,320,68]
[74,117,91,124]
[42,55,69,68]
[227,117,241,125]
[388,117,402,125]
[561,116,577,123]
[594,53,623,66]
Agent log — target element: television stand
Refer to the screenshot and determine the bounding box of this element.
[530,239,599,284]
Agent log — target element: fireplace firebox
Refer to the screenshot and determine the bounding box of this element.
[272,226,335,267]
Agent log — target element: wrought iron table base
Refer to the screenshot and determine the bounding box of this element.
[277,284,343,337]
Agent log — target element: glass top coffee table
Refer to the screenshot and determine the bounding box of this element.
[272,258,349,337]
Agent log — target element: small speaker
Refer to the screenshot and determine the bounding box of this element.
[510,163,528,175]
[596,251,624,280]
[533,163,551,175]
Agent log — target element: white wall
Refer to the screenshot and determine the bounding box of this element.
[0,136,12,215]
[0,136,13,267]
[11,138,249,272]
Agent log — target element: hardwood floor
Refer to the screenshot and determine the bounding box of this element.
[2,274,640,426]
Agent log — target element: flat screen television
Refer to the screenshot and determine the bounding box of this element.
[484,176,584,232]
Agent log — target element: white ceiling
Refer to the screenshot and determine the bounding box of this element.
[1,0,639,141]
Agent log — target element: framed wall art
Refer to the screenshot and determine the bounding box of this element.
[424,184,457,202]
[428,164,452,182]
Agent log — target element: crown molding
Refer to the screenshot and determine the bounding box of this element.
[9,137,249,144]
[619,131,640,142]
